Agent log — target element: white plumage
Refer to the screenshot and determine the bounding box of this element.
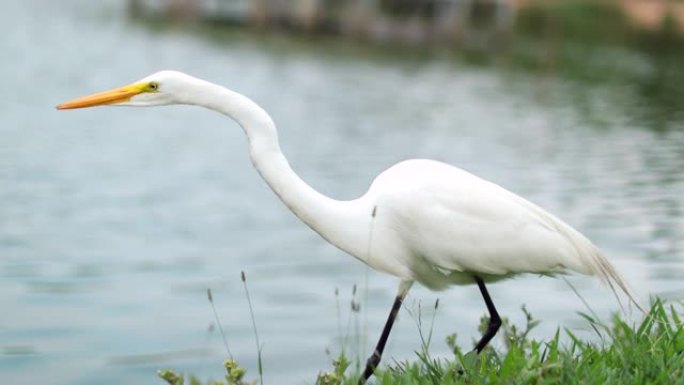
[355,158,629,291]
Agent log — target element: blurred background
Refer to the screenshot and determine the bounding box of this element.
[1,0,682,384]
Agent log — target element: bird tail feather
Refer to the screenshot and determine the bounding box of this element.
[587,249,646,315]
[529,202,645,314]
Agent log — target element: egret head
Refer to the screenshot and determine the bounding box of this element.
[57,70,198,110]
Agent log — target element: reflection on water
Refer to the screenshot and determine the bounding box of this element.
[0,1,682,385]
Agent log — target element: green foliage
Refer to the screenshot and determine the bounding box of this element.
[158,369,185,385]
[515,1,632,45]
[159,300,684,385]
[314,300,684,385]
[316,352,353,385]
[157,271,262,385]
[157,359,256,385]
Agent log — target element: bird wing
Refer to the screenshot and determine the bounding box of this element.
[371,159,585,274]
[369,159,640,309]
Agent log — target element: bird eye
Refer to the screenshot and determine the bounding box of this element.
[148,82,159,91]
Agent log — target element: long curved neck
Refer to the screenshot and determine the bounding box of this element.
[186,80,370,258]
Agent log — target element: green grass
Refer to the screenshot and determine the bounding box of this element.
[158,300,684,385]
[364,301,684,385]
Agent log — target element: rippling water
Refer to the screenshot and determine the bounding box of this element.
[1,1,683,384]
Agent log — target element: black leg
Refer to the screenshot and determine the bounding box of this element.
[473,276,502,353]
[359,292,406,384]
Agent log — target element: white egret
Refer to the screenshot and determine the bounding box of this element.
[58,71,640,383]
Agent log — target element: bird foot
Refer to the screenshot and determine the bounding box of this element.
[359,350,382,384]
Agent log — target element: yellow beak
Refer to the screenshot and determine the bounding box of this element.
[56,84,145,110]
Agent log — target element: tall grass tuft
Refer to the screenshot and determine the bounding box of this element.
[314,299,684,385]
[159,293,684,385]
[157,274,265,385]
[208,288,234,360]
[241,271,264,385]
